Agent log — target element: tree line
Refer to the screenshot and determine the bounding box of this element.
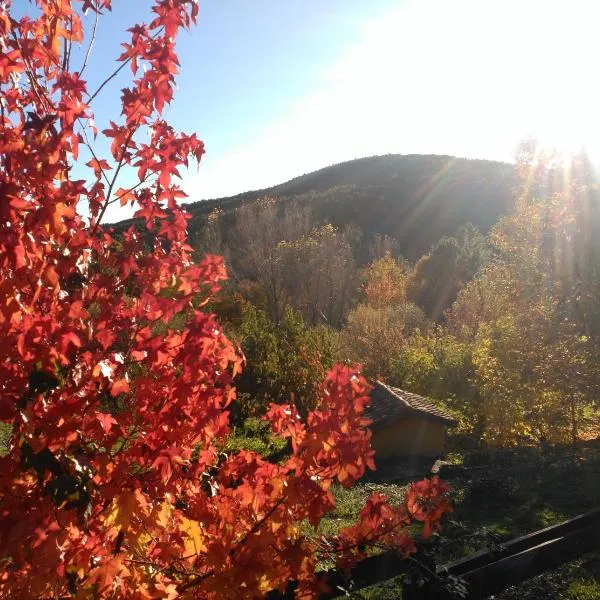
[199,145,600,448]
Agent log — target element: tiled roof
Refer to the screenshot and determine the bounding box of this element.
[365,381,457,429]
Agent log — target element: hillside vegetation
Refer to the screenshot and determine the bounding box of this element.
[186,154,516,262]
[6,1,599,597]
[114,149,600,448]
[115,154,516,262]
[152,148,600,598]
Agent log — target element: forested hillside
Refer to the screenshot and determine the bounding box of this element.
[187,154,516,262]
[113,149,600,449]
[114,154,515,261]
[176,148,600,449]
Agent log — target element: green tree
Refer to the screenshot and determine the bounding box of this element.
[232,303,334,420]
[406,223,489,321]
[445,149,600,446]
[337,301,428,382]
[393,331,480,434]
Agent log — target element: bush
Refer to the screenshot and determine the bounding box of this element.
[231,303,334,420]
[223,417,288,459]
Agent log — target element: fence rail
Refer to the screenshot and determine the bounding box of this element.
[267,508,600,598]
[404,508,600,599]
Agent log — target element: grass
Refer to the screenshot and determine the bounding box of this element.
[318,482,409,537]
[223,417,288,459]
[564,577,600,600]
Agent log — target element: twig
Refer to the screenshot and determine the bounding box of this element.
[62,13,73,73]
[87,59,129,104]
[78,2,99,77]
[177,497,286,593]
[315,516,412,558]
[91,126,136,233]
[110,425,139,459]
[106,174,154,206]
[87,27,164,104]
[9,29,53,114]
[77,117,111,187]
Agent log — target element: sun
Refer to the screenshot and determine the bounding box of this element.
[532,121,591,162]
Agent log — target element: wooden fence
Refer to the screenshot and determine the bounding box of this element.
[403,508,600,599]
[269,508,600,599]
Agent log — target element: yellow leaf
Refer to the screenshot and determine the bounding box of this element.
[258,574,274,594]
[155,500,173,529]
[180,516,206,559]
[105,489,149,531]
[131,531,153,554]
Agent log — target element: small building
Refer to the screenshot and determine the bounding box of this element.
[365,381,457,458]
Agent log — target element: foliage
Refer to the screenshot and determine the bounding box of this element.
[563,577,600,600]
[223,417,287,459]
[405,223,489,321]
[278,222,358,326]
[180,154,516,264]
[0,3,450,598]
[0,422,10,457]
[231,303,335,420]
[228,200,357,326]
[390,332,474,433]
[338,301,428,382]
[362,251,408,308]
[444,151,600,446]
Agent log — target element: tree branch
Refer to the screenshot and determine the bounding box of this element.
[77,117,112,187]
[86,27,164,104]
[106,174,154,206]
[177,497,286,593]
[78,2,99,77]
[91,126,136,233]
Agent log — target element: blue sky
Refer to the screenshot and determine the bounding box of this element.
[16,0,600,220]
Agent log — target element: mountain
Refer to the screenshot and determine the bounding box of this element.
[117,154,517,262]
[191,154,516,261]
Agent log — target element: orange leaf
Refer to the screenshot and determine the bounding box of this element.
[110,378,130,397]
[86,158,112,178]
[106,489,149,531]
[87,556,130,594]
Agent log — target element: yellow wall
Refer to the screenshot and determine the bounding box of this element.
[371,417,447,458]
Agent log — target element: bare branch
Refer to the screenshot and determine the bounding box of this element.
[78,2,99,77]
[77,117,112,187]
[91,126,136,233]
[87,27,164,104]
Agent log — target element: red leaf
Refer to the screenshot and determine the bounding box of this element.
[96,412,118,433]
[60,331,82,356]
[86,157,112,178]
[96,329,116,351]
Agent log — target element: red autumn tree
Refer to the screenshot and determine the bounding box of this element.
[0,2,450,597]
